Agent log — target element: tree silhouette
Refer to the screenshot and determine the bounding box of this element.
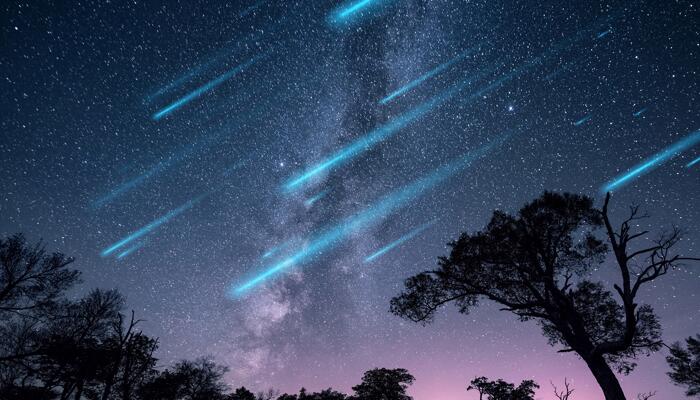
[351,368,414,400]
[256,388,279,400]
[38,289,125,400]
[0,234,80,320]
[138,358,229,400]
[305,389,346,400]
[467,376,538,400]
[229,387,256,400]
[391,192,698,400]
[666,335,700,397]
[551,378,574,400]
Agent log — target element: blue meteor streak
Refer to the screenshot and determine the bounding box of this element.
[152,55,261,121]
[231,133,512,296]
[282,69,491,192]
[364,220,436,263]
[304,190,329,207]
[101,193,208,257]
[92,129,229,209]
[116,240,147,260]
[574,115,592,126]
[380,45,481,105]
[687,156,700,168]
[602,128,700,192]
[596,29,611,39]
[633,108,647,117]
[335,0,376,20]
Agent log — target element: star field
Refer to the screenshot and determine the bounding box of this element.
[1,1,698,399]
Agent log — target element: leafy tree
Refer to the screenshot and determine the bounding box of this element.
[275,394,298,400]
[467,376,538,400]
[305,389,346,400]
[138,358,229,400]
[391,192,698,400]
[351,368,414,400]
[666,335,700,397]
[229,387,256,400]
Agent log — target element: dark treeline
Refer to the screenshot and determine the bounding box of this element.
[0,233,418,400]
[1,192,699,400]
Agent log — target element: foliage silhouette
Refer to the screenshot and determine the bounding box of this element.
[467,376,538,400]
[351,368,414,400]
[229,387,256,400]
[666,335,700,397]
[138,358,229,400]
[391,192,698,400]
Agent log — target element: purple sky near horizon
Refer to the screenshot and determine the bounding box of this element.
[1,1,698,399]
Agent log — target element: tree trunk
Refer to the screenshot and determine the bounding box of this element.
[584,354,627,400]
[73,380,84,400]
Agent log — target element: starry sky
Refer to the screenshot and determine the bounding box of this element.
[1,1,698,399]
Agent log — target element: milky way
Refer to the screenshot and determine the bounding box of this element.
[1,1,698,399]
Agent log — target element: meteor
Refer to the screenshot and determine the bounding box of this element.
[261,242,290,260]
[116,240,147,260]
[101,193,209,257]
[152,55,262,121]
[687,156,700,168]
[633,108,647,117]
[231,132,512,296]
[364,220,435,263]
[596,29,611,39]
[380,45,481,105]
[304,190,329,207]
[330,0,378,23]
[602,128,700,192]
[574,115,591,126]
[239,0,267,18]
[282,68,491,192]
[92,129,228,208]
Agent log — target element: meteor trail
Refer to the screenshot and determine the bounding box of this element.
[262,242,289,260]
[602,128,700,192]
[92,129,229,208]
[239,0,267,18]
[304,190,329,207]
[596,29,611,39]
[152,55,262,121]
[282,68,491,192]
[231,132,512,296]
[687,156,700,168]
[117,241,147,260]
[333,0,376,21]
[364,220,435,263]
[633,108,647,117]
[380,46,481,105]
[574,115,591,126]
[101,193,208,257]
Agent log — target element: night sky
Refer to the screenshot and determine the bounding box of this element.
[1,1,698,399]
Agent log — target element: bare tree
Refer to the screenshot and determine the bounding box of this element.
[0,234,79,319]
[552,378,574,400]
